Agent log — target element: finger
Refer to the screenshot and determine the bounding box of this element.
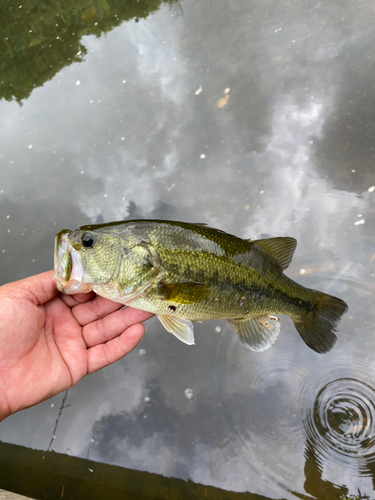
[87,323,145,373]
[72,295,124,326]
[83,307,154,348]
[60,291,96,308]
[1,270,58,305]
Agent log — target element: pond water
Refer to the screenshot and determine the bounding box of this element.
[1,0,375,498]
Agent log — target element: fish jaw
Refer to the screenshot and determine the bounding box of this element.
[54,231,93,295]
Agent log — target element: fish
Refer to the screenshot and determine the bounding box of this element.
[54,219,348,354]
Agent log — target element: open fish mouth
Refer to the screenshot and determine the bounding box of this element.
[54,230,92,294]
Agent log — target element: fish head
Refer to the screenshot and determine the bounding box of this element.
[54,227,123,294]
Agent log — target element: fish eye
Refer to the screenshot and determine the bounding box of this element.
[82,233,94,248]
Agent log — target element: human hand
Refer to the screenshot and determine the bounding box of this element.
[0,270,153,421]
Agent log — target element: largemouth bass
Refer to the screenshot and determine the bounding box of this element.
[54,219,348,353]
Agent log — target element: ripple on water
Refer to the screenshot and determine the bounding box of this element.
[301,365,375,476]
[214,321,375,494]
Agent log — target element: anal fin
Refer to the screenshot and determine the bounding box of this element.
[228,315,280,351]
[157,315,195,345]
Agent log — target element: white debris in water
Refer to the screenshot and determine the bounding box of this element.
[300,268,306,275]
[185,388,194,400]
[224,88,230,94]
[76,80,81,86]
[122,80,126,84]
[139,349,146,356]
[354,219,365,226]
[200,154,206,159]
[215,326,221,333]
[28,144,32,149]
[121,137,125,141]
[6,215,9,219]
[144,396,150,402]
[368,186,375,192]
[195,86,202,95]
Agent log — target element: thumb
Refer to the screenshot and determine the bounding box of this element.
[1,270,58,305]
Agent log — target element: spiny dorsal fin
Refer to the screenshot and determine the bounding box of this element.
[252,237,297,270]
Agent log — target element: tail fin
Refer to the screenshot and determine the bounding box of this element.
[293,292,348,354]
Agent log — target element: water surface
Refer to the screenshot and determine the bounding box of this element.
[1,0,375,498]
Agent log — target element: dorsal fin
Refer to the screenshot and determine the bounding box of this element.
[252,237,297,270]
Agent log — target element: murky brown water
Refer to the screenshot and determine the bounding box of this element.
[1,0,375,498]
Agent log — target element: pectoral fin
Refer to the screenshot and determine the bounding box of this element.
[158,282,210,304]
[157,315,195,345]
[228,315,280,351]
[116,266,158,304]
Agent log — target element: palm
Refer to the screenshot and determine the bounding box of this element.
[0,271,153,420]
